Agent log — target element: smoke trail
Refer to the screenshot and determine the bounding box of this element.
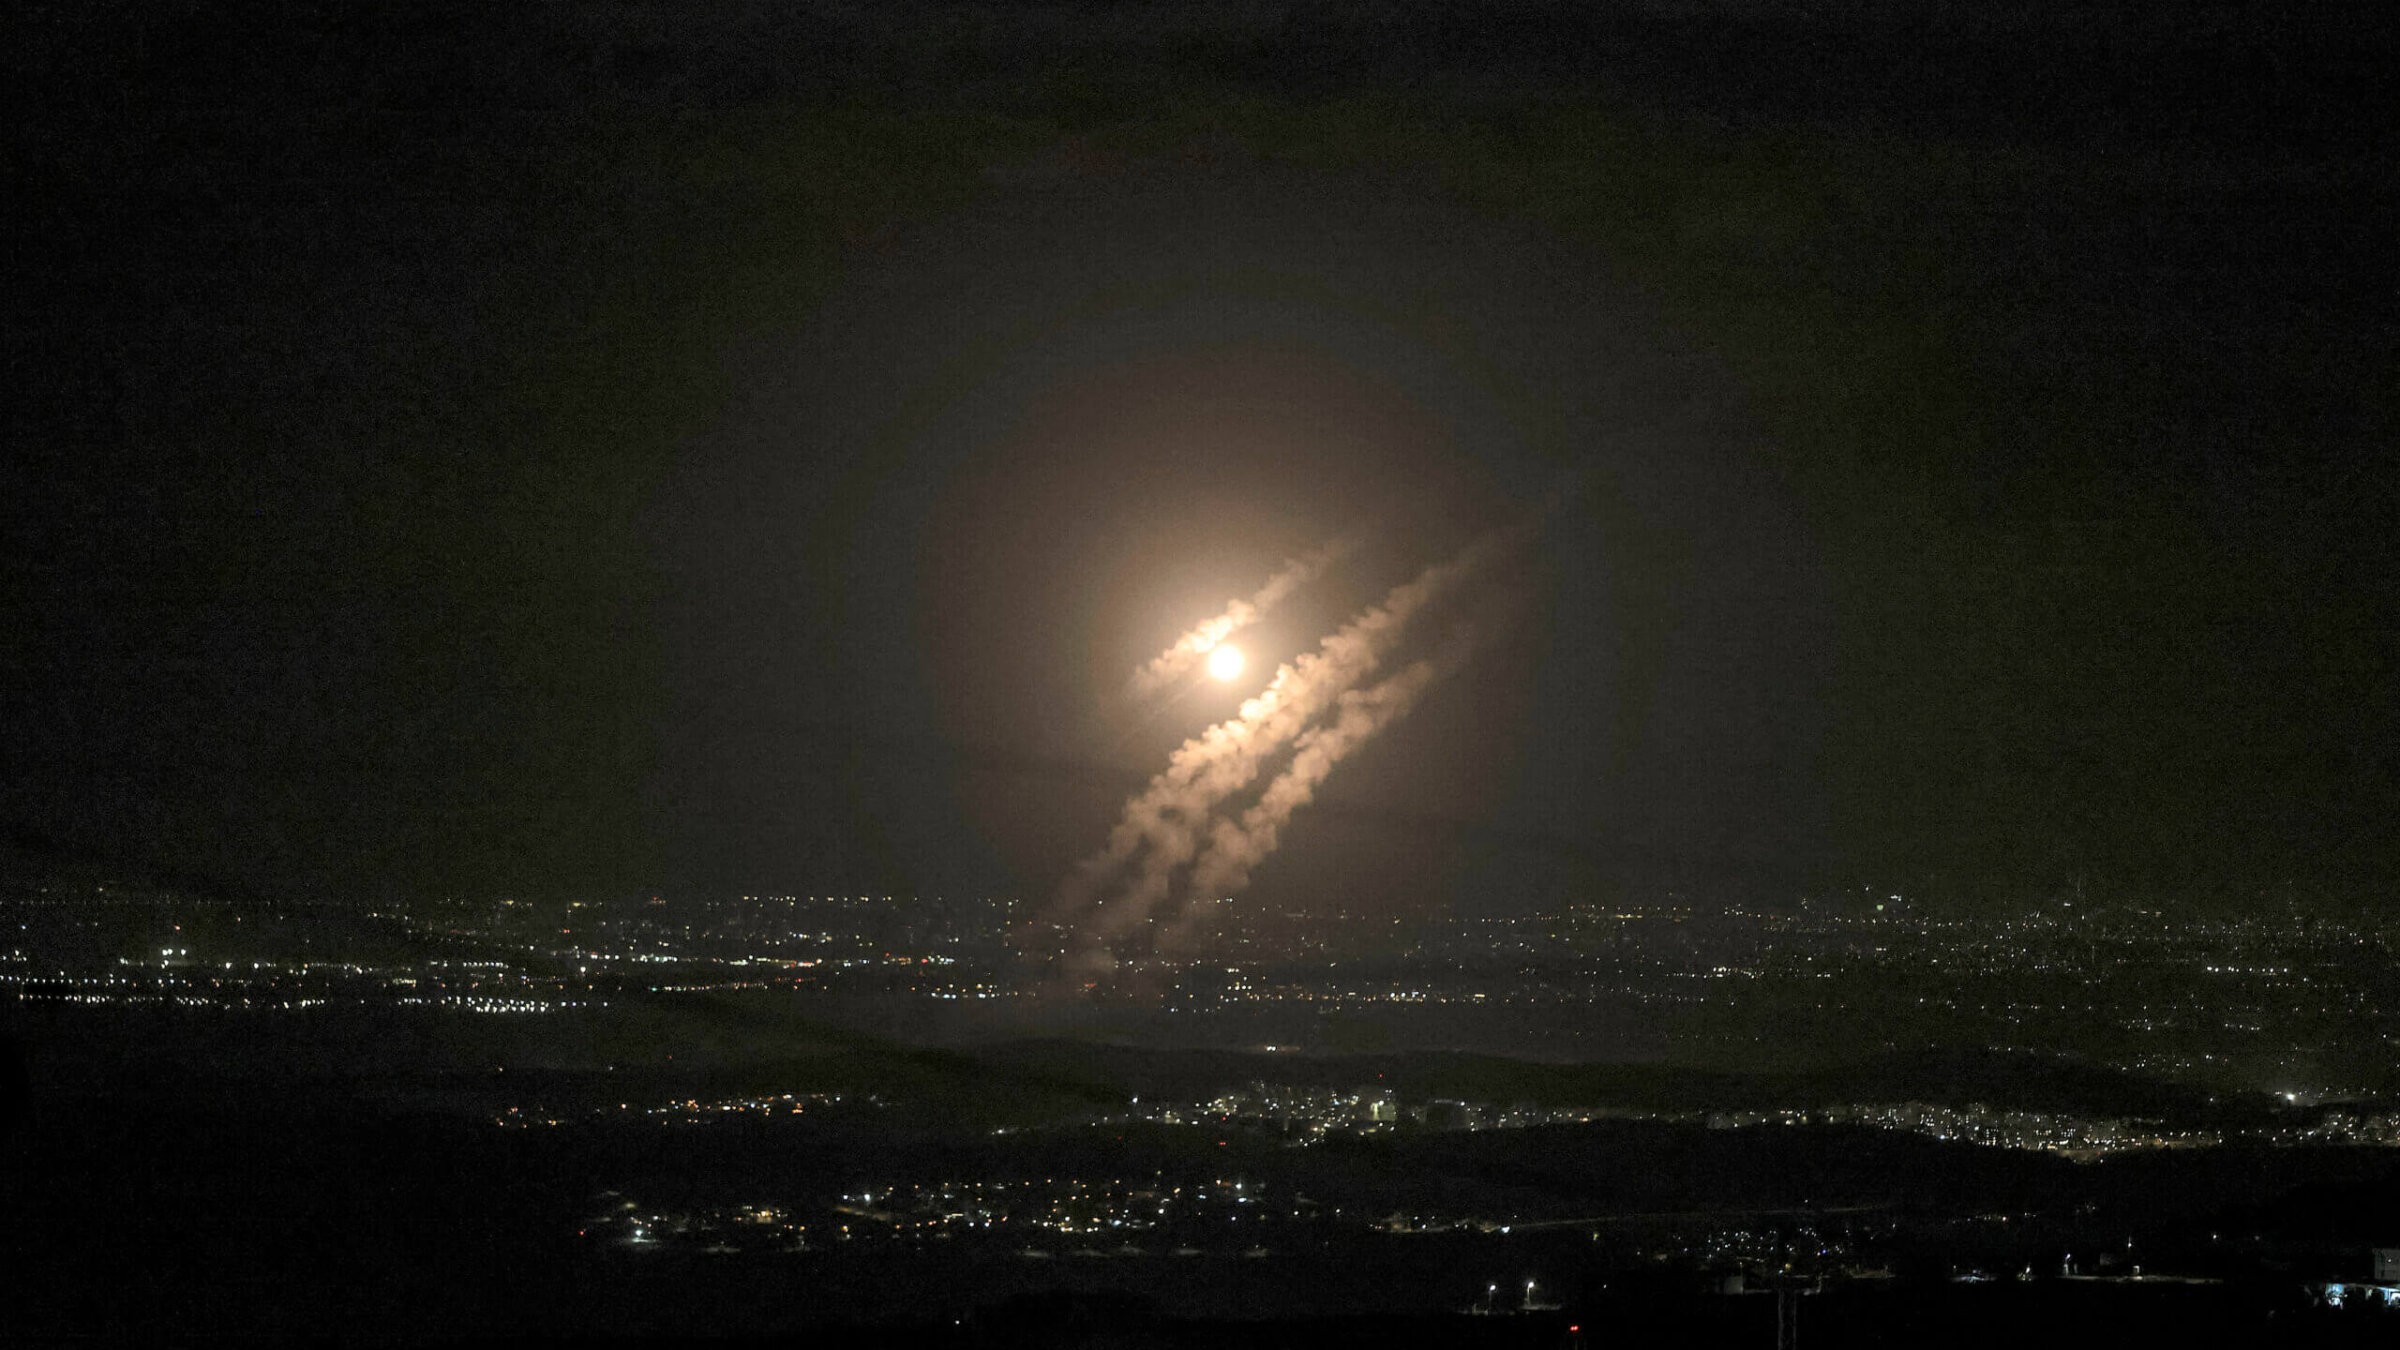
[1053,528,1519,947]
[1193,633,1474,901]
[1125,537,1357,700]
[1158,625,1483,956]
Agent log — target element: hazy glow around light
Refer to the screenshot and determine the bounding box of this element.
[1205,644,1245,682]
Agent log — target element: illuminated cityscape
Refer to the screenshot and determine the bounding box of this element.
[9,881,2393,1113]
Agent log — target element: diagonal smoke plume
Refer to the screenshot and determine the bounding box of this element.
[1189,631,1475,902]
[1052,526,1525,949]
[1159,624,1484,956]
[1125,537,1357,700]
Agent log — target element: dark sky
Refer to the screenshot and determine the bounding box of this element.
[4,3,2393,916]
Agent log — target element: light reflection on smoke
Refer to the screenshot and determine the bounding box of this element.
[1124,537,1356,700]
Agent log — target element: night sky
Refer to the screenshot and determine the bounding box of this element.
[4,3,2393,919]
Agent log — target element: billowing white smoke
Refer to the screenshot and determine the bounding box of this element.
[1177,625,1479,920]
[1124,537,1356,699]
[1052,526,1521,952]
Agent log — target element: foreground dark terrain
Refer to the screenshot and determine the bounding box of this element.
[10,986,2400,1345]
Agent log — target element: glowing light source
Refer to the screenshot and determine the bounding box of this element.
[1205,644,1245,682]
